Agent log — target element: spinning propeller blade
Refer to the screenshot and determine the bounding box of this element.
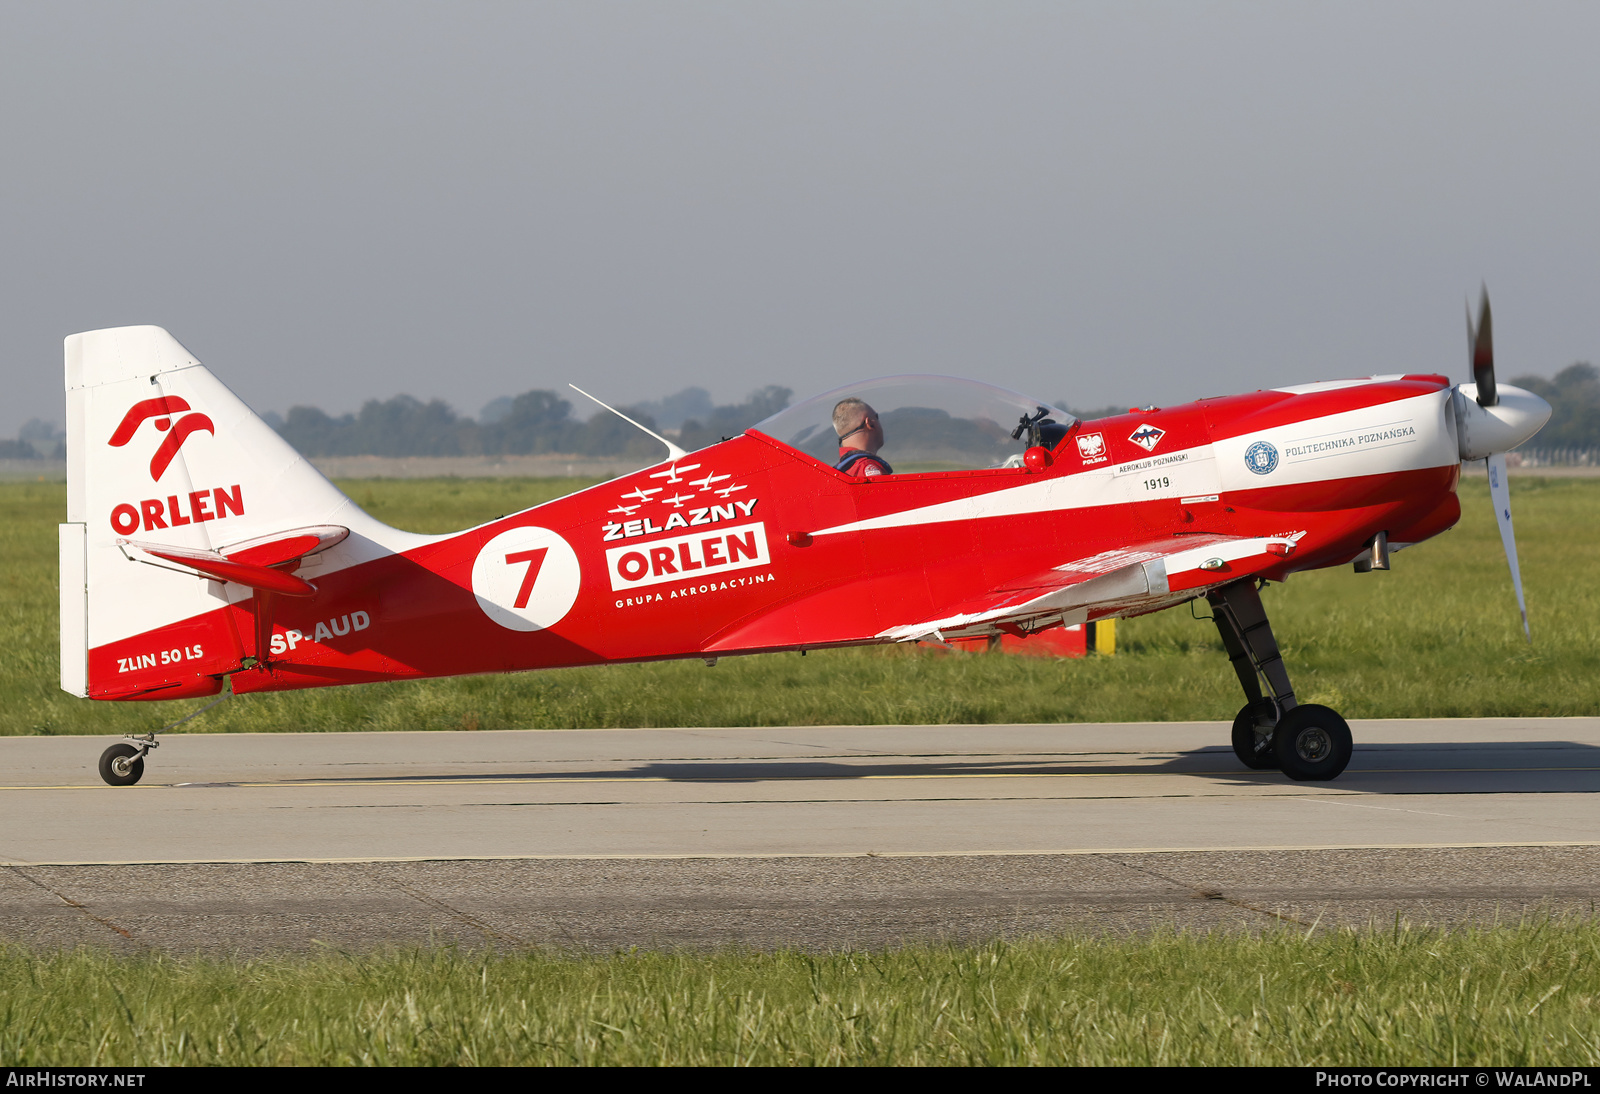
[1471,288,1497,407]
[1466,288,1529,641]
[1485,452,1530,642]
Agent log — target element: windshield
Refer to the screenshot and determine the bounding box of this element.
[749,376,1075,472]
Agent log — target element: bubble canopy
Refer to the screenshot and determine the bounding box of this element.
[748,376,1075,473]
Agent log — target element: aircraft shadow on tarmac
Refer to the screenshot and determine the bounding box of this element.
[282,740,1600,795]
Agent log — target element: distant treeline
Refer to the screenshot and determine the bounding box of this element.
[1508,363,1600,450]
[267,386,793,459]
[5,366,1598,460]
[0,419,64,460]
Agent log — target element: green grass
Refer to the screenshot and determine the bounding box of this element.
[335,476,600,532]
[5,476,1599,737]
[5,923,1600,1065]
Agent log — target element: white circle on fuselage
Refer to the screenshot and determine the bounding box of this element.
[470,526,581,632]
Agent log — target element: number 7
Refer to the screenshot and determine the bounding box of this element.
[506,548,549,609]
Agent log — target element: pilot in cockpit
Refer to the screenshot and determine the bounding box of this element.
[833,398,894,478]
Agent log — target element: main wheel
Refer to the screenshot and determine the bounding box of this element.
[1230,698,1279,769]
[1272,705,1353,782]
[98,743,144,787]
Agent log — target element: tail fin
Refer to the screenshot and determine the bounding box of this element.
[60,326,416,700]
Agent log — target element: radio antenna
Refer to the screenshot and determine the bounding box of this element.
[568,384,688,462]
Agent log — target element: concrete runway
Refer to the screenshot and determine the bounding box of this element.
[4,719,1599,951]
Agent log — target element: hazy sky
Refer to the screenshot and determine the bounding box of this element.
[3,1,1598,435]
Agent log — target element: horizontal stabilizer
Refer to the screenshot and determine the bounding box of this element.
[120,539,317,596]
[219,525,350,566]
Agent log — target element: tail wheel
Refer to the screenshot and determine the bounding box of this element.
[1272,704,1353,782]
[98,743,145,787]
[1230,698,1279,770]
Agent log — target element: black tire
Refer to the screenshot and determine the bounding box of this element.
[1230,698,1279,770]
[1272,705,1353,782]
[98,743,144,787]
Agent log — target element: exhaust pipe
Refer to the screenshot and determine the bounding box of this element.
[1353,531,1390,573]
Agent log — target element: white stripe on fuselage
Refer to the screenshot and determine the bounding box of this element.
[809,390,1456,538]
[1271,374,1405,395]
[1212,388,1457,494]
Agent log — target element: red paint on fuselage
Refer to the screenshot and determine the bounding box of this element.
[87,376,1463,700]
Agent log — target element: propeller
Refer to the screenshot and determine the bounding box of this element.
[1471,289,1497,407]
[1485,452,1529,641]
[1463,288,1534,642]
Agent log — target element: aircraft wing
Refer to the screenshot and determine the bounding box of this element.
[877,533,1301,643]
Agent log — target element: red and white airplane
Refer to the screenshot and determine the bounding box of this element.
[60,296,1549,785]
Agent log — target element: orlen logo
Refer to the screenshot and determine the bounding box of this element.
[607,522,771,591]
[106,396,243,535]
[109,397,215,480]
[111,486,244,535]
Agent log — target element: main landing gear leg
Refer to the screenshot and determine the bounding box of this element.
[1207,580,1352,781]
